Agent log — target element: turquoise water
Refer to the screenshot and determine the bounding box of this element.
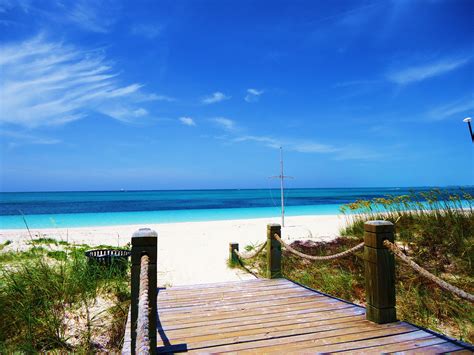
[1,187,471,229]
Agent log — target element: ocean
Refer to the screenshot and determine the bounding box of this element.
[0,187,472,229]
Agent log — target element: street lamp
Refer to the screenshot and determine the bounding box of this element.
[463,117,473,142]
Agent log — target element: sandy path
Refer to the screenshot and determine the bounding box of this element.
[0,214,346,286]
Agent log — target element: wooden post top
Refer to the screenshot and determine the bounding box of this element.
[364,220,394,233]
[132,228,158,246]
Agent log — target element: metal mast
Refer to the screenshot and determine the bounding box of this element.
[270,147,293,227]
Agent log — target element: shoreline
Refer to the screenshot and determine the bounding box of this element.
[0,214,346,286]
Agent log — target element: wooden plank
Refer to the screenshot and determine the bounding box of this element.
[157,284,309,305]
[183,322,416,353]
[159,294,332,318]
[157,314,367,347]
[159,307,364,337]
[160,280,293,296]
[164,278,287,292]
[158,290,321,313]
[235,331,434,354]
[158,297,343,323]
[402,341,465,353]
[167,278,271,289]
[160,304,361,331]
[344,335,451,354]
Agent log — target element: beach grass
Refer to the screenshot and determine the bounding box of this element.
[0,239,130,352]
[246,189,474,343]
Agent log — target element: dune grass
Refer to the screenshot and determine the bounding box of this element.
[0,240,130,352]
[246,189,474,343]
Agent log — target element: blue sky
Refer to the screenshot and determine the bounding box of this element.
[0,0,473,192]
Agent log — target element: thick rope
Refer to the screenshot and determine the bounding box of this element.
[235,242,266,260]
[274,233,364,261]
[383,240,474,303]
[136,254,150,354]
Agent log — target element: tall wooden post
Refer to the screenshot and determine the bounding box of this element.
[229,242,239,266]
[364,221,397,324]
[266,223,282,279]
[131,228,157,354]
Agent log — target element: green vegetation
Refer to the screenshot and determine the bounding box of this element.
[246,190,474,343]
[0,239,130,352]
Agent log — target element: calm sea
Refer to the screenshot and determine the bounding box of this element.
[0,187,472,229]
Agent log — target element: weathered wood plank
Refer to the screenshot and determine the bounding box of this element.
[157,315,367,347]
[183,322,416,353]
[159,298,343,323]
[159,307,364,337]
[157,284,309,305]
[160,304,361,331]
[235,331,434,354]
[160,279,293,294]
[158,290,322,313]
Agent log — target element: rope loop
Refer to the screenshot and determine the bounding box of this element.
[383,240,474,303]
[136,254,151,354]
[235,242,266,260]
[273,233,364,261]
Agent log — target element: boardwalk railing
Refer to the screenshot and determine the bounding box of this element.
[129,228,157,355]
[229,220,473,325]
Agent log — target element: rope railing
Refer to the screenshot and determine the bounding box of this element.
[234,242,266,260]
[273,233,364,261]
[136,254,151,354]
[383,240,474,303]
[128,228,157,355]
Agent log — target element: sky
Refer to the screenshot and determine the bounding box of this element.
[0,0,473,192]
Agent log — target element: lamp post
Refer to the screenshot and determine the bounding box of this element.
[463,117,473,143]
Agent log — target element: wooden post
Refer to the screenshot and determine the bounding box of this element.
[364,221,397,324]
[266,223,282,279]
[131,228,157,354]
[229,242,239,266]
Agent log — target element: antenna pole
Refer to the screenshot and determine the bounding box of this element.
[280,147,285,227]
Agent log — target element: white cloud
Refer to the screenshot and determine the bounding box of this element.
[427,96,474,120]
[244,88,264,103]
[179,117,196,126]
[234,135,336,154]
[202,92,230,104]
[131,23,163,39]
[388,57,470,85]
[211,117,236,131]
[0,36,164,128]
[66,0,120,33]
[0,129,61,146]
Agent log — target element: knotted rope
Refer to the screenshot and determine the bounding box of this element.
[383,240,474,303]
[273,233,364,261]
[136,254,151,354]
[234,242,266,260]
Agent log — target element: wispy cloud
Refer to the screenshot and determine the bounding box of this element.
[0,0,120,33]
[130,23,163,39]
[0,35,166,128]
[427,96,474,121]
[387,57,470,85]
[234,135,337,154]
[0,129,61,146]
[211,117,236,131]
[202,92,230,104]
[68,0,119,33]
[179,117,196,126]
[244,88,264,103]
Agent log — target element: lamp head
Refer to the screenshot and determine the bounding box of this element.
[463,117,472,123]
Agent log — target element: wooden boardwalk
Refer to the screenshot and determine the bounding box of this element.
[154,278,471,354]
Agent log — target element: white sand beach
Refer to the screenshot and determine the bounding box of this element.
[0,214,346,287]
